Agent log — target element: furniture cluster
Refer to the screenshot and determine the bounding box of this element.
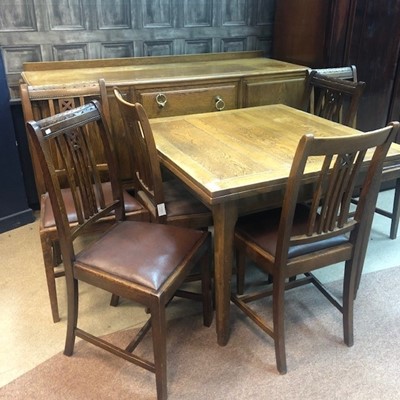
[150,104,400,350]
[20,52,307,324]
[20,52,400,399]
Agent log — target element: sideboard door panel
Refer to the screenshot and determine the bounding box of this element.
[243,76,306,108]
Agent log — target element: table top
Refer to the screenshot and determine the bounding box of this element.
[150,104,400,205]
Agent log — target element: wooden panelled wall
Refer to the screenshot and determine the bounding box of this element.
[0,0,275,99]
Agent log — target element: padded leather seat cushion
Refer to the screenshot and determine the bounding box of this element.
[75,221,206,291]
[163,179,210,217]
[236,204,349,258]
[42,182,145,228]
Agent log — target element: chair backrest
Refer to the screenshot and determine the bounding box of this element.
[276,122,399,267]
[26,101,124,263]
[302,70,365,128]
[313,65,357,82]
[20,79,111,197]
[113,88,167,222]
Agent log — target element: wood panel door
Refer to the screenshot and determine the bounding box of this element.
[273,0,400,132]
[389,53,400,126]
[348,0,400,131]
[273,0,331,68]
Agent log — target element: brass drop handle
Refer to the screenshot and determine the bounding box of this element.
[215,95,225,111]
[156,93,168,108]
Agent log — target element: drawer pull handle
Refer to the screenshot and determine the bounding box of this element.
[215,96,225,111]
[156,93,168,108]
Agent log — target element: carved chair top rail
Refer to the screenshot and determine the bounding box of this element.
[24,81,102,100]
[312,65,357,82]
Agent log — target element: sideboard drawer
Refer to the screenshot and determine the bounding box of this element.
[243,74,306,108]
[136,82,239,118]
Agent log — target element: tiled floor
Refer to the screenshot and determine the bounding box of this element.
[1,189,399,387]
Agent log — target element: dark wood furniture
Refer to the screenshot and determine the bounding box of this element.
[232,122,399,374]
[26,100,213,400]
[20,51,308,187]
[273,0,400,133]
[21,80,149,323]
[273,0,331,68]
[149,104,400,346]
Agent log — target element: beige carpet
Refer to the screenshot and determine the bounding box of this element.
[1,266,400,400]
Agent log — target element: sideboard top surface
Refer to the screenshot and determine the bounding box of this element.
[21,51,307,87]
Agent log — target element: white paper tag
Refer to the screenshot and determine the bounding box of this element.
[45,128,52,135]
[157,203,167,216]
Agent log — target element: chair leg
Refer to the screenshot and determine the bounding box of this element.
[343,260,355,347]
[64,277,79,356]
[201,250,213,327]
[389,178,400,239]
[110,294,120,307]
[273,275,287,374]
[40,234,60,323]
[150,304,168,400]
[52,239,62,265]
[236,249,246,295]
[354,210,376,299]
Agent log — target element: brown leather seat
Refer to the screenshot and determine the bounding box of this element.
[41,182,144,228]
[26,100,213,400]
[76,221,207,290]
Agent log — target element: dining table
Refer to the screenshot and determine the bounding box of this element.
[149,103,400,346]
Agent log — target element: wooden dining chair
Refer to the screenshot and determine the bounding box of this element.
[232,122,399,374]
[375,163,400,239]
[26,100,213,400]
[111,88,214,306]
[301,70,365,128]
[303,68,400,239]
[353,151,400,240]
[113,88,213,229]
[20,79,112,197]
[20,80,149,323]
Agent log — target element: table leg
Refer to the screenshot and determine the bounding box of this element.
[212,202,238,346]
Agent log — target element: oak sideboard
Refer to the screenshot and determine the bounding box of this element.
[20,51,307,190]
